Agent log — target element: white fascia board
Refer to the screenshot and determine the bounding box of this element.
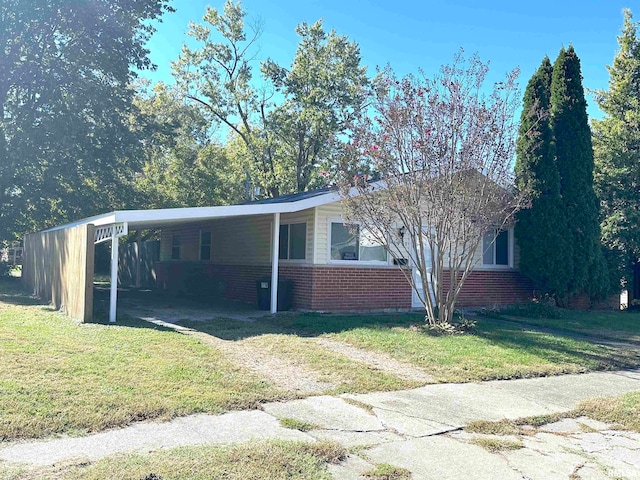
[112,191,346,228]
[35,184,379,234]
[40,213,117,233]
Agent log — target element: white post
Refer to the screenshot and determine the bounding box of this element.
[270,213,280,314]
[109,229,119,323]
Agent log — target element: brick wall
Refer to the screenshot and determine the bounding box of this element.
[442,269,535,307]
[155,262,536,311]
[307,266,411,310]
[155,262,410,310]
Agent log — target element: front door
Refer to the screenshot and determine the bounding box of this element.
[411,232,435,308]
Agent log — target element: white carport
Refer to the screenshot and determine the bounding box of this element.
[36,190,342,323]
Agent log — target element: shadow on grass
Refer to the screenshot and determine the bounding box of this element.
[0,277,49,307]
[178,313,640,375]
[178,312,422,341]
[473,320,640,371]
[88,308,176,332]
[90,283,640,374]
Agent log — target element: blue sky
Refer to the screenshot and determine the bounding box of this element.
[141,0,634,120]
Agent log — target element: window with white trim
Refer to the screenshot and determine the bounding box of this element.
[279,223,306,260]
[171,234,180,260]
[330,222,387,262]
[200,231,211,260]
[482,229,509,266]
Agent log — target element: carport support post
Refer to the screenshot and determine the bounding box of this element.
[271,213,280,314]
[109,230,119,323]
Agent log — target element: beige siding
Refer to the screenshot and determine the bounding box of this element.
[160,224,203,261]
[211,215,272,264]
[159,214,277,265]
[314,202,345,264]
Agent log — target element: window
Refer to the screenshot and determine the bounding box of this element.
[330,222,387,262]
[200,231,211,260]
[482,230,510,266]
[278,223,306,260]
[171,235,180,260]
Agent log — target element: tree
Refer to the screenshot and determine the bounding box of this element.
[593,9,640,293]
[133,82,244,208]
[337,52,524,326]
[261,20,370,193]
[0,0,173,239]
[551,46,608,297]
[174,2,370,198]
[514,57,572,296]
[173,1,280,197]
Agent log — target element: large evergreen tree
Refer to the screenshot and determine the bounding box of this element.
[593,9,640,290]
[551,46,608,297]
[515,57,572,295]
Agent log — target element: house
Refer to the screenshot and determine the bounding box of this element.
[21,187,534,323]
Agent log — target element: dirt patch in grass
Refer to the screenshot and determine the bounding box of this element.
[187,326,335,394]
[242,334,419,394]
[312,337,433,384]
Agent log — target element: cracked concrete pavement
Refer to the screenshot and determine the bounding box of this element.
[1,369,639,479]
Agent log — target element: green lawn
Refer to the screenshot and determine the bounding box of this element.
[1,276,639,442]
[0,278,289,441]
[266,313,639,383]
[0,440,346,480]
[488,306,640,343]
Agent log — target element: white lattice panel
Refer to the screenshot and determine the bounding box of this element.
[94,223,128,244]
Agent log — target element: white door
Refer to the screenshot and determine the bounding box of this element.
[411,232,435,308]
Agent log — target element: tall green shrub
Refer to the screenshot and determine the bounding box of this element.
[515,57,572,295]
[551,46,608,297]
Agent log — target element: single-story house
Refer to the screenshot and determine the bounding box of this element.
[21,186,534,323]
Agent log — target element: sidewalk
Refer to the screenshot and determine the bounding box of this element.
[2,369,639,478]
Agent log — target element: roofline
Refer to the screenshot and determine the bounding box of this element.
[39,189,346,233]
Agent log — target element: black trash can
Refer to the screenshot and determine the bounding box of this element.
[256,277,293,311]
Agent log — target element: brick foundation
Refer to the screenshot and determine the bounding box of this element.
[155,262,537,311]
[155,262,411,310]
[442,269,536,307]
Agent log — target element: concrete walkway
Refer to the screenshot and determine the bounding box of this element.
[1,370,640,478]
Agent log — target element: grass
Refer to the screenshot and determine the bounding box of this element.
[576,391,640,431]
[342,397,376,414]
[0,278,289,441]
[467,391,640,436]
[243,334,420,393]
[6,440,347,480]
[3,276,639,441]
[465,419,523,436]
[485,305,640,343]
[279,417,319,432]
[362,463,412,480]
[268,313,638,383]
[470,437,523,452]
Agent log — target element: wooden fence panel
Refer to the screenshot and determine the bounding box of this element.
[22,224,95,322]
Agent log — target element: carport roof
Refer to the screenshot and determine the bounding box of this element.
[41,187,344,233]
